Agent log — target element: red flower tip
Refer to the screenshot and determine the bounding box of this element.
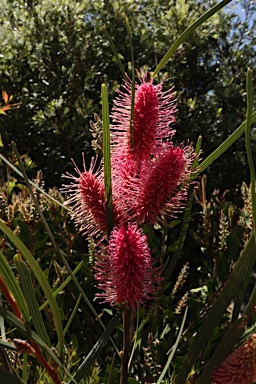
[95,224,160,310]
[62,158,107,238]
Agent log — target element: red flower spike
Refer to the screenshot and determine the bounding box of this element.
[111,73,176,162]
[134,146,186,223]
[62,157,107,238]
[95,224,160,310]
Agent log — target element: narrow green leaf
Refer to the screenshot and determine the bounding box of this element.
[73,312,120,382]
[0,220,64,357]
[107,352,116,384]
[0,305,78,384]
[39,261,83,312]
[245,69,255,232]
[0,153,68,211]
[231,69,254,321]
[0,339,17,351]
[198,111,256,174]
[157,307,188,384]
[101,83,114,236]
[21,353,28,383]
[14,256,51,347]
[0,367,25,384]
[126,16,135,149]
[197,317,246,383]
[103,28,126,78]
[176,233,256,383]
[0,251,30,322]
[63,294,82,338]
[153,0,232,77]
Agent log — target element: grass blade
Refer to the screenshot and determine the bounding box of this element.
[0,153,68,211]
[245,69,255,231]
[153,0,232,77]
[232,68,254,320]
[197,317,246,383]
[198,111,256,174]
[0,252,29,322]
[14,256,51,347]
[125,16,135,150]
[103,28,126,78]
[157,307,188,384]
[73,311,120,382]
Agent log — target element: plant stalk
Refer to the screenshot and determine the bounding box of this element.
[120,306,132,384]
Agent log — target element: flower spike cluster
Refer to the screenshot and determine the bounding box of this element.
[63,71,196,309]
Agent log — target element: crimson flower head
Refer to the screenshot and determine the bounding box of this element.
[111,72,176,162]
[95,223,159,310]
[62,157,107,239]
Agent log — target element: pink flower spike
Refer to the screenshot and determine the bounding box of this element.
[135,146,187,224]
[62,157,107,239]
[111,73,176,162]
[95,224,160,310]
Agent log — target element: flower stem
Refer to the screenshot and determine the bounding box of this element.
[120,306,132,384]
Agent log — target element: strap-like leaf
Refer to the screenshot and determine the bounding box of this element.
[73,311,120,382]
[198,111,256,174]
[0,252,29,322]
[14,256,51,347]
[157,307,188,383]
[153,0,232,77]
[197,317,246,383]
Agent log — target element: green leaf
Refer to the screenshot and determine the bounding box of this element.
[73,311,120,382]
[0,251,30,322]
[103,28,126,78]
[14,256,51,347]
[245,69,255,232]
[153,0,232,77]
[197,317,246,383]
[198,111,256,174]
[101,83,114,236]
[176,233,256,383]
[0,153,68,211]
[157,307,188,384]
[0,220,64,357]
